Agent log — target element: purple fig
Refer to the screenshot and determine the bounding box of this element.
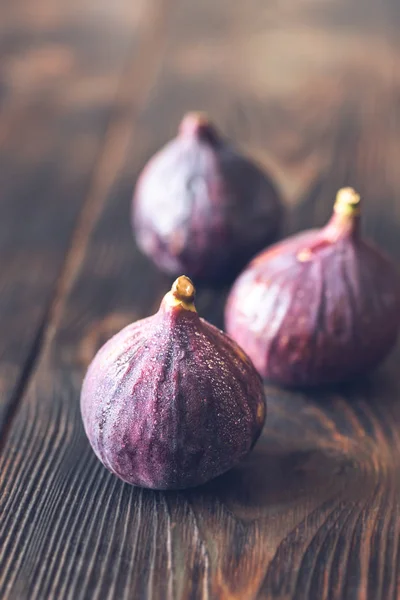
[81,276,266,489]
[225,188,400,387]
[132,112,283,282]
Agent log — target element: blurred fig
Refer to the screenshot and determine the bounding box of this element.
[132,112,283,282]
[225,188,400,386]
[81,276,266,489]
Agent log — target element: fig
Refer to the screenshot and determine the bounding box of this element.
[80,276,266,489]
[132,112,283,282]
[225,188,400,387]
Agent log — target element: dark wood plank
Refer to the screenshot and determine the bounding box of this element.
[0,0,147,429]
[1,0,400,599]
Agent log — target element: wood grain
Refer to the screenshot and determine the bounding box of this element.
[1,0,400,598]
[0,0,149,429]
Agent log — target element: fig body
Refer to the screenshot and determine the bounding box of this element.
[132,112,283,282]
[81,276,266,489]
[225,188,400,387]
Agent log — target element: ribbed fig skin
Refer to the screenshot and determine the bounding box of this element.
[225,192,400,387]
[80,296,266,489]
[132,113,282,281]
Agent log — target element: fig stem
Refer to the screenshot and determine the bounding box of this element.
[172,276,195,303]
[179,112,220,146]
[164,276,197,313]
[321,187,361,242]
[179,111,210,135]
[334,187,361,217]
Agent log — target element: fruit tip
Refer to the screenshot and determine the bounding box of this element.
[172,276,196,303]
[181,111,209,126]
[334,187,361,216]
[179,112,218,141]
[163,276,197,313]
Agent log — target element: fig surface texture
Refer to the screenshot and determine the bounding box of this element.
[132,112,283,281]
[225,188,400,386]
[81,276,266,489]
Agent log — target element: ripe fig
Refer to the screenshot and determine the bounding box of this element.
[132,112,283,282]
[81,276,266,489]
[225,188,400,387]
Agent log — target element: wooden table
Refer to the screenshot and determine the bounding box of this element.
[1,0,400,598]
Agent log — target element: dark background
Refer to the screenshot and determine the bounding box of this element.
[0,0,400,598]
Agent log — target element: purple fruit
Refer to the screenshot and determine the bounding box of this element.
[81,276,266,489]
[132,112,283,281]
[225,188,400,387]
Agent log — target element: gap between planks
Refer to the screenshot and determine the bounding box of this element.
[0,0,176,450]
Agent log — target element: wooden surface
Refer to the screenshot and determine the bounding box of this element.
[0,0,400,598]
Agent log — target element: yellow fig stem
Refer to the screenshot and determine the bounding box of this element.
[165,276,197,312]
[333,187,361,217]
[297,187,362,261]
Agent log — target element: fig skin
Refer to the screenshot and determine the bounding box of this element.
[80,276,266,490]
[225,188,400,387]
[132,112,283,282]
